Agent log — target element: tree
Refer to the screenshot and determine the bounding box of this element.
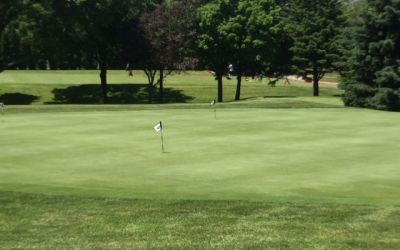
[220,0,284,101]
[335,0,366,77]
[0,0,48,72]
[1,0,92,73]
[340,0,400,110]
[39,1,90,70]
[286,0,344,96]
[0,0,14,73]
[78,0,128,103]
[140,0,199,103]
[351,0,399,89]
[197,0,236,103]
[2,0,153,104]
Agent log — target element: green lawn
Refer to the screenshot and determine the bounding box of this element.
[0,71,398,249]
[0,104,399,248]
[1,192,398,249]
[1,107,399,204]
[0,70,342,104]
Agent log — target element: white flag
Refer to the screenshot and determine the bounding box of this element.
[211,99,216,105]
[153,121,162,133]
[0,103,4,108]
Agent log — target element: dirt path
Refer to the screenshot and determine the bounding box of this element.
[286,76,338,88]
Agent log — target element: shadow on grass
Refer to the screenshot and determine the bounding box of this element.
[48,84,193,104]
[0,93,39,105]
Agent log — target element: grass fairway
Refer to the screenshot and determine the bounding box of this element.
[0,105,399,248]
[0,70,341,104]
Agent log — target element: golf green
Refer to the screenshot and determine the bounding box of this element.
[0,107,399,205]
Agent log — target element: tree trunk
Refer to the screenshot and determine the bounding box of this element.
[312,70,319,97]
[99,63,108,104]
[144,69,157,103]
[217,72,223,102]
[235,68,242,101]
[159,69,164,103]
[148,75,154,104]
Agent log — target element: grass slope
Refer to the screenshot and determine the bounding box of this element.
[0,70,342,104]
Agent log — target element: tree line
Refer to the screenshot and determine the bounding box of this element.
[0,0,399,110]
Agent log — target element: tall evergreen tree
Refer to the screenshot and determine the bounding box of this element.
[352,0,400,88]
[286,0,344,96]
[341,0,400,110]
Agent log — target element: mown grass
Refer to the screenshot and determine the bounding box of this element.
[1,108,399,205]
[0,70,342,105]
[1,192,399,249]
[2,71,398,249]
[1,106,397,249]
[2,96,344,115]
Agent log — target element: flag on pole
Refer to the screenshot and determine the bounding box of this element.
[0,102,4,128]
[153,121,165,153]
[211,99,217,119]
[153,121,162,133]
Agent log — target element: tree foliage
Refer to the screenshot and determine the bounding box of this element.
[0,0,48,72]
[197,0,236,102]
[197,0,285,102]
[340,0,400,111]
[75,0,151,103]
[225,0,285,100]
[2,0,400,111]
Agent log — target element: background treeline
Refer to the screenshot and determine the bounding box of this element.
[0,0,399,110]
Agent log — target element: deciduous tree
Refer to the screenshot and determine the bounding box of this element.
[0,0,47,72]
[140,0,199,103]
[197,0,236,102]
[221,0,284,100]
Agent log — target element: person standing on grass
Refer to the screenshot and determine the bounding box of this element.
[227,64,234,79]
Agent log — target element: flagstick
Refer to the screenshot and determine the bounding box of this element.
[160,129,165,153]
[214,105,217,119]
[0,104,4,128]
[154,121,165,153]
[211,99,217,120]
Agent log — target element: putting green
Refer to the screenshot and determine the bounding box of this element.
[0,107,399,205]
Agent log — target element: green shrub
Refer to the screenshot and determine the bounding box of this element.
[367,88,400,111]
[340,82,376,108]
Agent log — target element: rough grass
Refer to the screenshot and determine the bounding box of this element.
[1,192,399,249]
